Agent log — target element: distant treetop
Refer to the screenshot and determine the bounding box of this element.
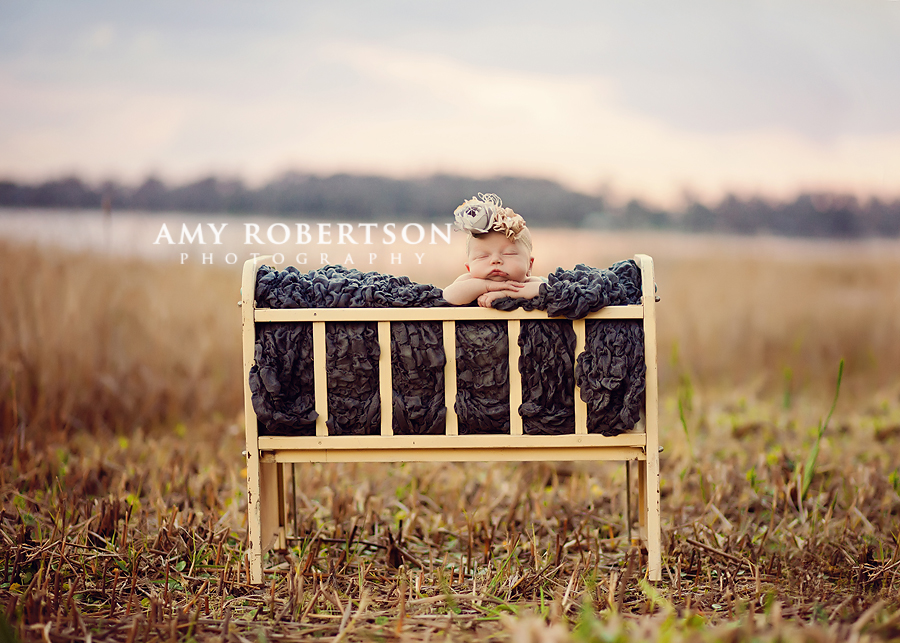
[0,173,897,238]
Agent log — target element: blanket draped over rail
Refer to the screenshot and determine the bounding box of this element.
[249,262,646,437]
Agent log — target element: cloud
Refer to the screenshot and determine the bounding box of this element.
[299,43,900,203]
[81,23,116,52]
[0,2,899,205]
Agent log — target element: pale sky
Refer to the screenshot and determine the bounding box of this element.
[1,0,899,206]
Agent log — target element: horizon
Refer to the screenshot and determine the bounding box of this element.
[3,170,899,212]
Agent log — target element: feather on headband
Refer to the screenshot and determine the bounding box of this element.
[453,193,527,238]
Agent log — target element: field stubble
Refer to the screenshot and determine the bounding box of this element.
[2,235,900,642]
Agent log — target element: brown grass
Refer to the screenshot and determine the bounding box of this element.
[2,235,900,641]
[0,241,243,436]
[533,229,900,399]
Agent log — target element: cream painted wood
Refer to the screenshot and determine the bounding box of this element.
[377,321,393,436]
[241,255,266,583]
[573,319,587,436]
[312,322,328,438]
[259,464,281,551]
[625,462,633,542]
[508,319,523,436]
[241,253,662,584]
[638,461,647,530]
[442,321,458,436]
[637,253,662,581]
[259,433,648,450]
[263,447,645,464]
[273,463,287,550]
[268,466,287,549]
[255,305,644,323]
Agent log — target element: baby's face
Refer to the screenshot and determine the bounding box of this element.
[466,231,533,282]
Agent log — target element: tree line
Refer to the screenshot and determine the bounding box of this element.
[1,172,898,238]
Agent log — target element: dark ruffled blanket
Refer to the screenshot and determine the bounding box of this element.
[249,262,646,437]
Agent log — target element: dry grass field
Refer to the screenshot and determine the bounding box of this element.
[2,232,900,642]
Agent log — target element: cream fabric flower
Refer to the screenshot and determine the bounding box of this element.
[453,193,527,238]
[453,193,498,233]
[492,207,527,238]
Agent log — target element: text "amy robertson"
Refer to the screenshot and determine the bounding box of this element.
[153,222,455,246]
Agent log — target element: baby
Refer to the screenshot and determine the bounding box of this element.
[442,194,544,307]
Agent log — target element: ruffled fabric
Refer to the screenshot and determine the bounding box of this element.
[249,263,646,437]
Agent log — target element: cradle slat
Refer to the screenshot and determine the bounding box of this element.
[508,319,523,435]
[573,319,587,435]
[312,321,328,438]
[263,446,645,464]
[259,433,647,450]
[442,320,458,436]
[378,321,393,436]
[255,305,644,322]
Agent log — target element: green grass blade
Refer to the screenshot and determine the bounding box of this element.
[801,359,843,501]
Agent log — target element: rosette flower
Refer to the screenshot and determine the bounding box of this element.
[453,195,498,233]
[492,208,527,238]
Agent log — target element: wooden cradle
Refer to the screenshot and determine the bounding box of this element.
[241,254,662,583]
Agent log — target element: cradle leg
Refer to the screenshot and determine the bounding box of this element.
[246,449,264,584]
[276,463,287,549]
[260,461,282,555]
[291,463,299,541]
[637,253,662,581]
[638,459,647,532]
[625,461,632,543]
[249,461,281,584]
[643,452,662,581]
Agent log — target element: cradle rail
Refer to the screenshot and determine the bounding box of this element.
[241,254,661,583]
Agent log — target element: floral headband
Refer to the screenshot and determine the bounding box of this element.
[453,193,527,239]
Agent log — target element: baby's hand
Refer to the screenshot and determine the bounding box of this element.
[477,290,512,308]
[477,280,542,307]
[485,280,525,292]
